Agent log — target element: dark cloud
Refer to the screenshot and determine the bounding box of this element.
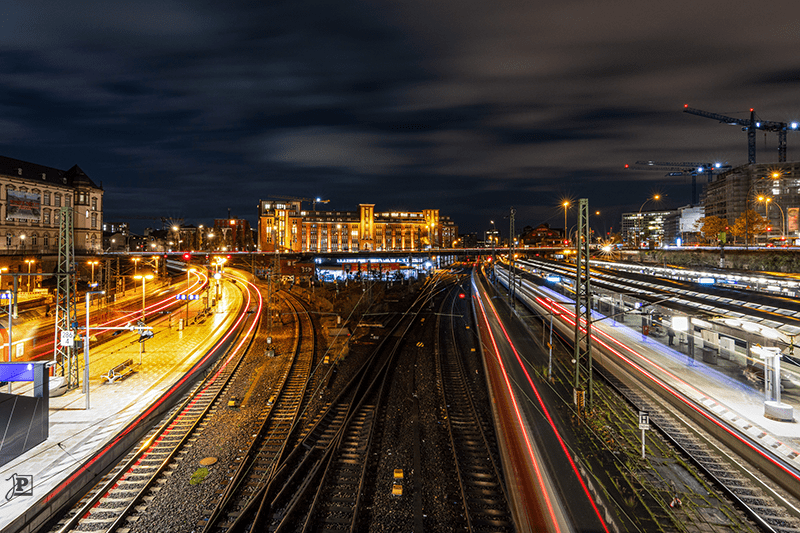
[2,0,800,236]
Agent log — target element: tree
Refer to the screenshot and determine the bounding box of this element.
[731,209,767,245]
[694,216,728,243]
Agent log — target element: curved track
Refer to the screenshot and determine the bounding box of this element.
[239,275,444,532]
[47,273,262,533]
[201,288,318,532]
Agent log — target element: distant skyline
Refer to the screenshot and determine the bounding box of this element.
[2,1,800,237]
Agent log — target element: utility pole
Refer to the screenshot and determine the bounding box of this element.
[507,207,516,308]
[54,206,78,387]
[573,198,593,413]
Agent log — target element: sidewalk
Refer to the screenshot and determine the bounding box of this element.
[0,280,242,533]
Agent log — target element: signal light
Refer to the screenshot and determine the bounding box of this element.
[183,253,191,260]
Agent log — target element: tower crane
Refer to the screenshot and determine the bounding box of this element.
[625,161,729,205]
[683,105,799,164]
[270,195,330,211]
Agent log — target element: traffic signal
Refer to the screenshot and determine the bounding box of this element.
[183,253,191,261]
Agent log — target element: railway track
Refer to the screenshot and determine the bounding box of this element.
[47,274,262,533]
[234,274,444,532]
[600,369,800,533]
[436,279,514,532]
[201,288,319,532]
[495,265,800,532]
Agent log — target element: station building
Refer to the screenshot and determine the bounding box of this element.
[0,156,103,254]
[257,200,457,252]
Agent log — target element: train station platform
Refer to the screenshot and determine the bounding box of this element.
[498,272,800,499]
[0,280,243,533]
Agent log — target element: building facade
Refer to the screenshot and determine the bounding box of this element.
[621,209,675,248]
[0,156,103,254]
[703,162,800,242]
[663,205,704,245]
[519,223,564,247]
[258,200,457,252]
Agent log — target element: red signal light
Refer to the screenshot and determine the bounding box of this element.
[459,293,466,299]
[183,253,191,260]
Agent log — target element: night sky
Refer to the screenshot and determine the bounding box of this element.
[2,1,800,238]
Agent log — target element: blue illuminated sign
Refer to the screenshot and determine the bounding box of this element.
[698,277,716,285]
[0,363,35,382]
[176,295,200,300]
[545,275,561,283]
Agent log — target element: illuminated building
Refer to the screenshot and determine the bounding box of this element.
[0,156,103,253]
[258,200,457,252]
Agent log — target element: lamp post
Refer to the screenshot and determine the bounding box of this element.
[84,290,105,409]
[87,260,99,287]
[775,203,786,241]
[636,194,661,248]
[134,274,154,320]
[24,259,35,292]
[186,268,196,324]
[562,201,570,245]
[757,196,785,242]
[134,274,154,362]
[171,225,182,251]
[757,195,772,242]
[132,257,141,275]
[19,234,25,253]
[2,290,11,392]
[0,266,8,291]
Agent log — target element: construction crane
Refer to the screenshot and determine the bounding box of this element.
[625,161,729,205]
[270,195,330,211]
[683,105,799,164]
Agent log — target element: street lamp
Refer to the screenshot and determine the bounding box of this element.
[636,194,661,248]
[84,290,105,409]
[19,234,25,253]
[24,259,35,292]
[186,268,197,324]
[132,257,141,275]
[134,273,154,362]
[0,266,8,290]
[758,195,785,242]
[87,260,99,287]
[133,274,154,320]
[562,201,570,244]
